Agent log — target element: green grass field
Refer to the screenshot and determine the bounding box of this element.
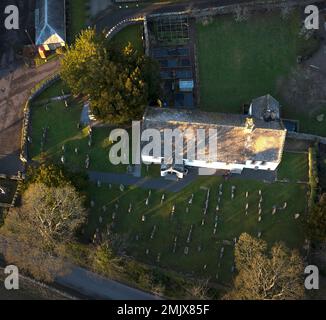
[29,88,127,174]
[111,25,144,52]
[69,0,88,42]
[196,11,318,113]
[277,152,309,182]
[84,152,308,285]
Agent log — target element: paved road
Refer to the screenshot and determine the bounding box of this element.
[57,266,162,300]
[94,0,256,32]
[0,235,161,300]
[89,169,198,192]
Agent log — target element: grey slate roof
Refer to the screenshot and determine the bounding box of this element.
[250,94,280,121]
[142,107,287,164]
[35,0,66,46]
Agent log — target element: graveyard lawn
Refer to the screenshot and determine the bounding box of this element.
[196,11,319,113]
[277,152,309,182]
[84,166,308,286]
[29,94,128,174]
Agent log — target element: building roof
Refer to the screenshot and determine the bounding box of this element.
[250,94,280,121]
[35,0,66,47]
[179,80,194,92]
[142,107,287,164]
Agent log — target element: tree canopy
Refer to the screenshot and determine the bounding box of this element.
[60,28,160,124]
[307,193,326,242]
[1,183,86,282]
[224,233,304,300]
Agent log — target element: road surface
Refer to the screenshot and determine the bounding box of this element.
[57,266,162,300]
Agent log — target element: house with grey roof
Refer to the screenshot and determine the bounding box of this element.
[35,0,66,50]
[141,95,286,178]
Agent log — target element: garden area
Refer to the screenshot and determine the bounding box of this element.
[196,10,320,114]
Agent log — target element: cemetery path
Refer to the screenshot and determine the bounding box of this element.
[88,170,198,193]
[56,265,163,300]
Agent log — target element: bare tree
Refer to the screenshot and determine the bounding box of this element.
[187,279,210,300]
[224,233,304,300]
[1,183,86,282]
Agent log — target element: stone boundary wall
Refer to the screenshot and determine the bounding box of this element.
[287,131,326,144]
[148,0,325,19]
[20,74,61,165]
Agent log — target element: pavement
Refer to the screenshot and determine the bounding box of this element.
[0,59,60,175]
[94,0,254,32]
[89,168,199,193]
[56,266,162,300]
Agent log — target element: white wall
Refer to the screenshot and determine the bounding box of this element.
[141,155,280,173]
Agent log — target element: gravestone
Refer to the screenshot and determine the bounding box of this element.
[188,194,194,205]
[150,225,157,240]
[187,225,193,244]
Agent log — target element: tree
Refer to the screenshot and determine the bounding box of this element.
[60,28,160,124]
[187,280,210,300]
[224,233,304,300]
[307,194,326,242]
[1,183,87,282]
[27,163,89,192]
